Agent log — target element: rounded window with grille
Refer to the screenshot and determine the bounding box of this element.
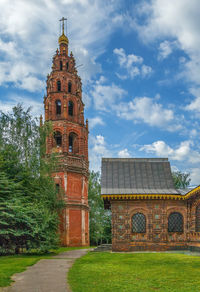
[168,212,183,233]
[132,213,146,233]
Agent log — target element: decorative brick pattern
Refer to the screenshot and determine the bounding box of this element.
[111,198,200,251]
[44,34,89,246]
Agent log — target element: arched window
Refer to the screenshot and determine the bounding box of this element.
[55,100,61,115]
[66,62,69,70]
[132,213,146,233]
[168,212,183,232]
[68,101,73,116]
[196,204,200,232]
[57,80,61,92]
[68,82,72,93]
[60,61,63,71]
[69,132,79,154]
[69,134,73,153]
[54,131,62,147]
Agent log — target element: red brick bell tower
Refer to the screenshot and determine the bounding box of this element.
[44,18,89,246]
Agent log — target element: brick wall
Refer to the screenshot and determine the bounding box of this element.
[44,36,89,247]
[111,198,200,251]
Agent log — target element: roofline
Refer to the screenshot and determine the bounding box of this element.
[102,194,184,200]
[184,185,200,199]
[101,185,200,201]
[102,157,169,162]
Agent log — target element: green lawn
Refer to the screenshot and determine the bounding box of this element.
[0,246,90,287]
[68,252,200,292]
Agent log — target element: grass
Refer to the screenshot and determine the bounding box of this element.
[0,246,90,287]
[68,252,200,292]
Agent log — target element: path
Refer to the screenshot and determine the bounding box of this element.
[2,249,90,292]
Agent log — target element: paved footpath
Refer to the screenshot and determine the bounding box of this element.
[1,249,90,292]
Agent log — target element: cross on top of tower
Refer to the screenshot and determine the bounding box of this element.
[59,17,67,35]
[58,17,68,45]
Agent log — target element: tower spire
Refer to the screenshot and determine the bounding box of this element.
[58,17,69,46]
[60,17,67,35]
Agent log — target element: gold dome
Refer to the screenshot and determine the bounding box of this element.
[58,33,69,45]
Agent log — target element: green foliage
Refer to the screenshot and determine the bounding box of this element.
[0,104,65,254]
[172,171,191,189]
[88,171,111,245]
[69,252,200,292]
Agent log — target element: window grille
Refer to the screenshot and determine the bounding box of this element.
[168,212,183,232]
[132,213,146,233]
[196,204,200,232]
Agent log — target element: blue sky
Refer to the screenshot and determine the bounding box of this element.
[0,0,200,185]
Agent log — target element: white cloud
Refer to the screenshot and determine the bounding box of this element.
[116,96,180,131]
[185,96,200,112]
[133,0,200,85]
[91,77,127,111]
[141,140,200,163]
[118,148,131,158]
[184,87,200,115]
[158,40,177,60]
[89,116,105,129]
[140,139,200,185]
[0,0,122,91]
[0,39,18,58]
[0,95,43,117]
[0,60,44,92]
[113,48,152,79]
[89,135,111,172]
[114,48,143,66]
[190,168,200,186]
[73,47,102,81]
[82,92,91,109]
[141,64,153,77]
[90,77,182,132]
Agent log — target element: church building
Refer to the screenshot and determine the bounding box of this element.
[101,158,200,251]
[44,19,89,246]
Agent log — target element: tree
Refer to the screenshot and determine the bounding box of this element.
[172,171,191,189]
[88,171,111,245]
[0,105,64,254]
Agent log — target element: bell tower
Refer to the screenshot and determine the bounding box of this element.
[44,18,89,246]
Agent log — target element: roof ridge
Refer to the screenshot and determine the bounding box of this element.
[102,158,169,162]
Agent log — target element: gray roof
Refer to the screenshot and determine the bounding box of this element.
[101,158,180,195]
[177,188,193,196]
